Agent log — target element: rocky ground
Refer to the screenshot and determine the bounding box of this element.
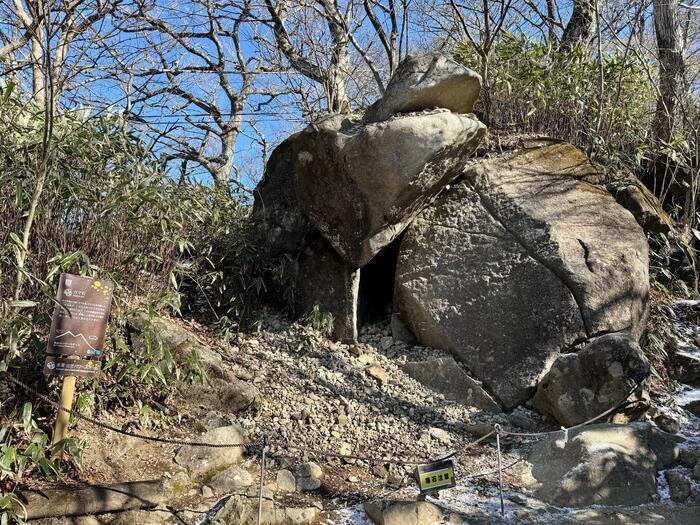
[23,305,700,524]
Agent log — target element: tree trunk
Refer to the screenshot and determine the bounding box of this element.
[559,0,597,53]
[652,0,685,144]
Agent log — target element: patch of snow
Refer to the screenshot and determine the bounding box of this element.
[656,470,672,502]
[328,504,373,525]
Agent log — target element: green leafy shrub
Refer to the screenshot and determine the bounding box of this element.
[0,402,83,523]
[455,34,654,171]
[301,305,335,338]
[0,82,273,492]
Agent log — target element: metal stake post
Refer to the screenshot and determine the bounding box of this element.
[257,436,268,525]
[495,424,505,517]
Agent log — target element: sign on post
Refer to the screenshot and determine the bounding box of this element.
[44,273,113,376]
[44,273,113,449]
[415,459,457,494]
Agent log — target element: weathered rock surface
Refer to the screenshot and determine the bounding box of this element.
[364,500,443,525]
[294,234,360,341]
[17,481,169,520]
[174,425,246,481]
[395,142,649,408]
[525,423,679,507]
[252,136,359,342]
[532,333,650,426]
[129,315,259,412]
[665,470,692,502]
[401,357,501,412]
[212,486,319,524]
[207,465,253,495]
[294,111,485,268]
[252,134,313,256]
[363,53,482,123]
[608,176,674,234]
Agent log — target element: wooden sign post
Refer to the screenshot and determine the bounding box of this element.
[44,274,112,449]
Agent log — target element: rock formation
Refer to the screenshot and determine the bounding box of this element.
[394,141,649,408]
[253,53,652,417]
[294,111,485,268]
[524,423,679,507]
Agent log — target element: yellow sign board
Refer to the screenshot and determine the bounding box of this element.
[416,459,456,493]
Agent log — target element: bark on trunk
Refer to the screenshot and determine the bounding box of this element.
[652,0,685,144]
[559,0,597,53]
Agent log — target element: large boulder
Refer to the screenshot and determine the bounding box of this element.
[525,423,679,507]
[252,135,359,342]
[532,333,650,426]
[395,142,649,409]
[364,53,482,123]
[294,111,485,268]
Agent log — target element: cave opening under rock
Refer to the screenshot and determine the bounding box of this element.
[358,239,401,329]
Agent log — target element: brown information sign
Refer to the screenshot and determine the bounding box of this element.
[44,273,113,377]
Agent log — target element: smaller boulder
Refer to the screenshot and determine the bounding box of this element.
[654,414,681,434]
[364,53,481,123]
[607,177,673,234]
[207,465,253,496]
[683,399,700,418]
[401,357,500,412]
[533,333,650,427]
[364,500,443,525]
[296,462,323,492]
[174,425,246,482]
[525,423,679,507]
[665,470,691,502]
[680,448,700,468]
[276,469,296,492]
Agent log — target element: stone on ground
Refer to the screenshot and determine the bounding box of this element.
[654,414,681,434]
[395,141,649,409]
[294,111,485,268]
[207,465,253,495]
[174,425,246,482]
[607,176,673,234]
[363,53,481,123]
[401,356,500,412]
[665,470,691,502]
[364,500,443,525]
[532,333,650,426]
[524,423,679,507]
[295,461,323,492]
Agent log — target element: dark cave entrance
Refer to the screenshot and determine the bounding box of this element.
[358,239,401,328]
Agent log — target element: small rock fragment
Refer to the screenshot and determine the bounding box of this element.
[367,365,388,383]
[665,470,691,502]
[276,469,296,492]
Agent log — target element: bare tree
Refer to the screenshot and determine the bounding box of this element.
[263,0,351,113]
[0,0,121,105]
[443,0,515,122]
[653,0,686,143]
[261,0,407,113]
[122,0,293,190]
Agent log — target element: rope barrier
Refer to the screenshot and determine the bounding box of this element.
[0,370,648,519]
[498,380,645,439]
[0,371,476,465]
